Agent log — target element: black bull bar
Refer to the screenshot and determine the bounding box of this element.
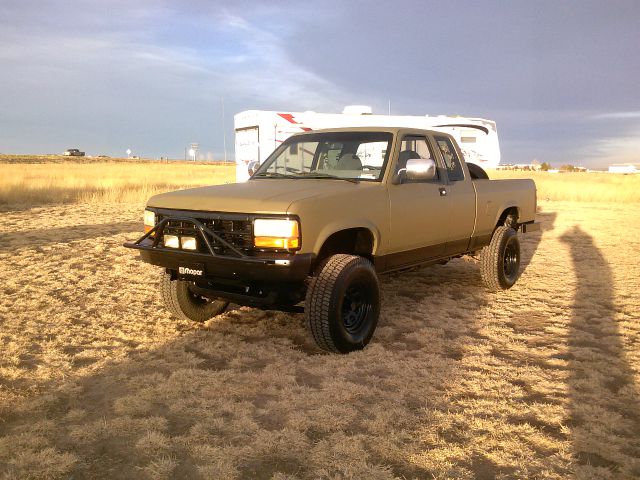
[123,216,255,260]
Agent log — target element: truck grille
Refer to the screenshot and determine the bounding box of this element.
[156,213,254,255]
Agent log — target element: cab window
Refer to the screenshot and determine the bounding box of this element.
[435,136,464,182]
[397,136,439,182]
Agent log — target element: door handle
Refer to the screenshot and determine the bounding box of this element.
[439,187,447,196]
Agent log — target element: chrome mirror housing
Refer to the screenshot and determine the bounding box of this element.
[405,158,436,181]
[248,161,260,177]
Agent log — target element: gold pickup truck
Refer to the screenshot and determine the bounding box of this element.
[125,127,538,353]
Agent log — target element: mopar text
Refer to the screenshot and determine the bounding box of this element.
[178,267,203,276]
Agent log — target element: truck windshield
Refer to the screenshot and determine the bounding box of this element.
[252,132,393,182]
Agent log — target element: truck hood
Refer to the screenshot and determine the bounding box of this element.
[146,179,374,214]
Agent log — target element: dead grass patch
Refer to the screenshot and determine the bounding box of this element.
[0,163,235,207]
[489,170,640,203]
[0,200,639,478]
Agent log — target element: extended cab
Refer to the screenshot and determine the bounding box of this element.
[125,127,539,353]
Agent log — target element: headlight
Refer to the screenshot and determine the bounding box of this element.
[143,209,156,233]
[181,236,197,250]
[163,234,179,248]
[253,218,300,249]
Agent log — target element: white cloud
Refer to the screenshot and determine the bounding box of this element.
[591,111,640,120]
[590,134,640,163]
[0,4,353,156]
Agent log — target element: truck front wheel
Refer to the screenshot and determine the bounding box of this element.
[160,272,229,322]
[305,254,380,353]
[480,226,521,290]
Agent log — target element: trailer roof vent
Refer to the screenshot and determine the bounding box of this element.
[342,105,372,115]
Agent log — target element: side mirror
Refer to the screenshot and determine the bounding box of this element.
[248,161,260,176]
[402,158,437,182]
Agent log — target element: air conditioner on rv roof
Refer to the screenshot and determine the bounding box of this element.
[342,105,373,115]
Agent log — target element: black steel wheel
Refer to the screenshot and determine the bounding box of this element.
[342,282,373,335]
[480,226,521,290]
[160,271,229,322]
[305,254,380,353]
[503,240,519,282]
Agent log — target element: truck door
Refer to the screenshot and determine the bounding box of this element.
[387,135,450,268]
[433,135,476,255]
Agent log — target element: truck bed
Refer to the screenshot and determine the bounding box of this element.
[472,178,536,238]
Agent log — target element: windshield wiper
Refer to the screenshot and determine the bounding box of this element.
[296,172,360,183]
[253,171,300,179]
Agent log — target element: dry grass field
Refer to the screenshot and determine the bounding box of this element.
[489,170,640,203]
[0,156,235,208]
[0,162,639,479]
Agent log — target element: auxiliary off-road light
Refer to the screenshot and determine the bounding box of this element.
[253,218,300,249]
[163,235,180,249]
[143,209,156,233]
[181,236,197,250]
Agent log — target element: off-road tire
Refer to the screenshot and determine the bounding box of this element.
[480,226,521,290]
[305,254,380,353]
[160,272,229,322]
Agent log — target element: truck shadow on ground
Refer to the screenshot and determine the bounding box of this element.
[0,222,140,252]
[560,226,640,476]
[519,210,556,274]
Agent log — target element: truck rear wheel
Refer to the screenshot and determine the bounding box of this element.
[160,272,229,322]
[480,226,521,290]
[305,254,380,353]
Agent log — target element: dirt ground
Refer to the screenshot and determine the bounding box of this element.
[0,201,639,479]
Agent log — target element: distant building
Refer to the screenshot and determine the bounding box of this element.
[608,164,638,174]
[495,163,542,171]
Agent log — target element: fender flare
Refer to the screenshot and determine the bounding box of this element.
[493,203,520,228]
[312,219,382,257]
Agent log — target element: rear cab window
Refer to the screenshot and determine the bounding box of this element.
[435,136,465,182]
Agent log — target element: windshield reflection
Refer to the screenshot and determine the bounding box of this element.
[252,131,393,182]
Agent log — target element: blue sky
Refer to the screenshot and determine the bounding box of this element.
[1,0,638,167]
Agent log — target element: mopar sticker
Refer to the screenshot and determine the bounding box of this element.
[179,266,203,276]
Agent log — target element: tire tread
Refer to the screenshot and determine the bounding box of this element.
[305,254,377,353]
[480,226,519,290]
[160,272,228,322]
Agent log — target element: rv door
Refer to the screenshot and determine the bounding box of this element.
[235,126,259,182]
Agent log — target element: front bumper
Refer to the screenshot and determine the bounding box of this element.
[126,237,313,283]
[123,214,313,284]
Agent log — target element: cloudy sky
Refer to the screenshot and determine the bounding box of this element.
[1,0,638,167]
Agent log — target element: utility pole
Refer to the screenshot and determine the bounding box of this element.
[221,97,228,162]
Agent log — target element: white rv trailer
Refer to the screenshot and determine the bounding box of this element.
[233,106,501,182]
